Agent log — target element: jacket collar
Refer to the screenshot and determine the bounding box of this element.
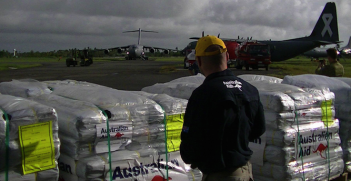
[204,69,234,83]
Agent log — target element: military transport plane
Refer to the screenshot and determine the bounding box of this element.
[303,36,351,60]
[103,28,174,60]
[190,2,340,62]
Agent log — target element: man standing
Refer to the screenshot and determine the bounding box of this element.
[315,48,344,77]
[187,50,200,75]
[180,35,265,181]
[189,61,200,75]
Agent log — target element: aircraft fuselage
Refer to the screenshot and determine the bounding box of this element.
[260,40,318,62]
[127,44,144,59]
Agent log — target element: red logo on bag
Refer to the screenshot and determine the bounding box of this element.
[313,143,328,159]
[301,113,307,116]
[115,132,124,138]
[152,175,172,181]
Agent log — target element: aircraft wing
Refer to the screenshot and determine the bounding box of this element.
[314,40,343,46]
[109,46,130,50]
[143,46,177,51]
[190,37,246,43]
[95,46,130,51]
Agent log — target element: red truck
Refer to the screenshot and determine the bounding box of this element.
[235,41,271,71]
[183,40,240,69]
[223,41,240,68]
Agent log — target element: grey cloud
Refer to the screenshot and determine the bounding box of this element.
[0,0,350,52]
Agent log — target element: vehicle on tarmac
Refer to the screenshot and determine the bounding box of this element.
[235,41,271,71]
[224,41,240,68]
[66,48,93,67]
[182,40,240,69]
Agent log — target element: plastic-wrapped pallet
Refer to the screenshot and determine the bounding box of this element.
[282,74,351,104]
[253,159,344,181]
[248,81,335,112]
[141,74,205,99]
[282,74,351,171]
[58,149,158,179]
[46,82,165,152]
[0,94,60,181]
[47,83,156,106]
[0,79,52,98]
[247,80,343,180]
[30,94,134,159]
[44,79,110,88]
[238,74,283,83]
[58,151,201,181]
[132,91,188,153]
[0,167,60,181]
[334,77,351,87]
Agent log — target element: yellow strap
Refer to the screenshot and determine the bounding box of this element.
[135,151,141,158]
[270,164,273,177]
[31,108,39,122]
[100,155,108,163]
[89,143,92,152]
[190,170,195,181]
[271,130,276,146]
[321,100,334,127]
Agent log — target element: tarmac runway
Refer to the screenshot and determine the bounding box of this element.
[0,60,279,90]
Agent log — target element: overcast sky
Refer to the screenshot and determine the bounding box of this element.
[0,0,350,52]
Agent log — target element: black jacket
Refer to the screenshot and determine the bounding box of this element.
[180,69,265,174]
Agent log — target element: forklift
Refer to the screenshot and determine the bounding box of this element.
[66,48,93,67]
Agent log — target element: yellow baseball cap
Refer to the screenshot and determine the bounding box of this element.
[195,35,227,57]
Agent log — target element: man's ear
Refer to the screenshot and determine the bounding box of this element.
[196,57,202,66]
[226,52,229,62]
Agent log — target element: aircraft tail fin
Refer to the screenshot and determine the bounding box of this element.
[123,28,158,45]
[346,36,351,48]
[309,2,339,43]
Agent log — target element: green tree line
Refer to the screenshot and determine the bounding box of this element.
[0,48,184,58]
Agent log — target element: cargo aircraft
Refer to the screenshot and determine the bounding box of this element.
[103,28,175,60]
[190,2,341,62]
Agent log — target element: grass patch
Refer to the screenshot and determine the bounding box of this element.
[267,57,351,78]
[159,65,177,73]
[0,64,42,71]
[0,57,61,63]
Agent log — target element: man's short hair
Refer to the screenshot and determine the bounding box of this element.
[200,45,226,66]
[326,48,338,59]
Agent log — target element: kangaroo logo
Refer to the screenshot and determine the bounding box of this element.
[313,143,328,159]
[114,132,124,138]
[321,14,333,37]
[152,175,172,181]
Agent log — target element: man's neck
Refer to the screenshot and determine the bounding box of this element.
[204,68,226,77]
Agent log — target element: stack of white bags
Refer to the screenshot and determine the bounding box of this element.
[0,79,202,181]
[246,80,343,181]
[142,73,206,100]
[144,74,345,180]
[282,74,351,173]
[1,72,348,181]
[0,94,60,181]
